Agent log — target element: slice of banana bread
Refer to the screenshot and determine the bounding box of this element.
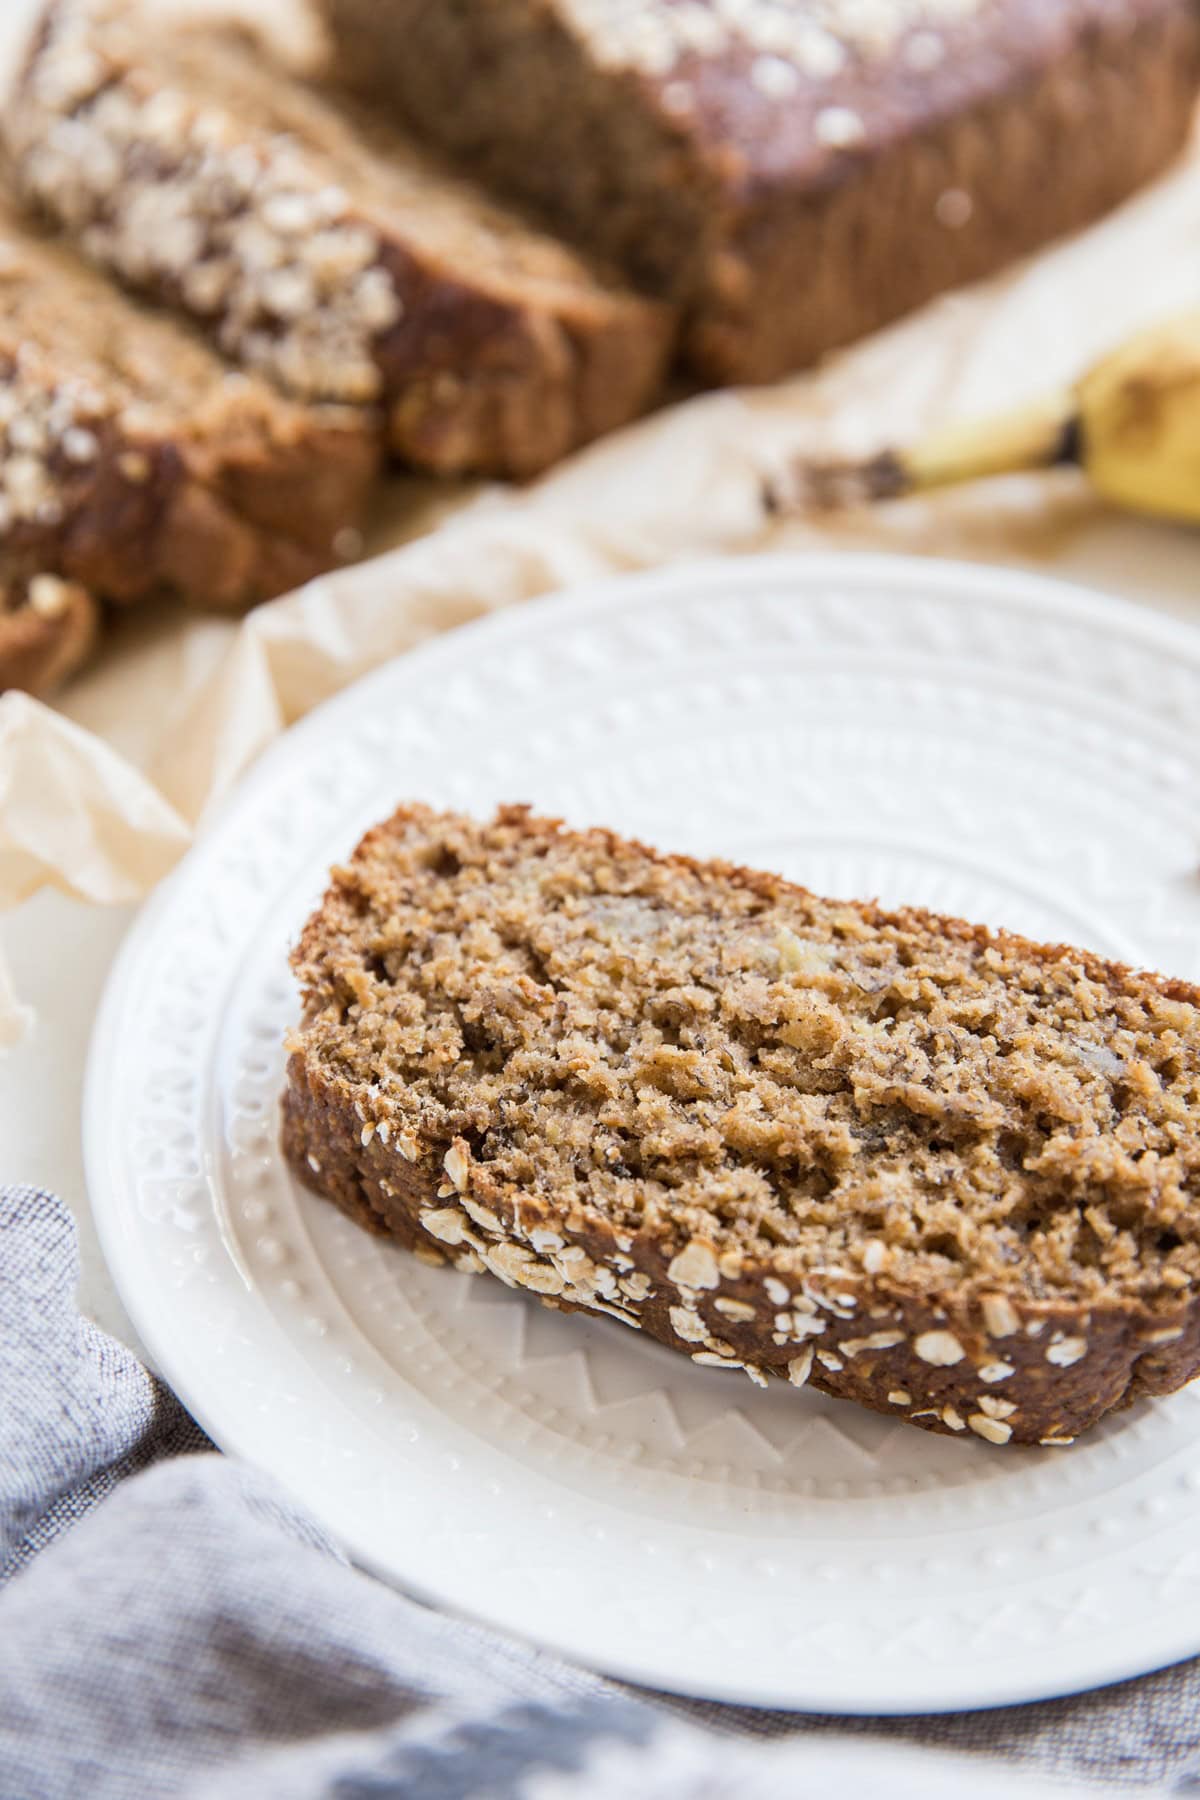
[0,202,377,613]
[283,805,1200,1449]
[8,2,674,479]
[0,571,96,693]
[317,0,1200,383]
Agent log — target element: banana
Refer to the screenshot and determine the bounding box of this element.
[1079,313,1200,522]
[770,311,1200,525]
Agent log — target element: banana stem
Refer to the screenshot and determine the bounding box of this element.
[899,388,1079,495]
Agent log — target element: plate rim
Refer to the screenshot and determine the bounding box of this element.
[84,549,1200,1715]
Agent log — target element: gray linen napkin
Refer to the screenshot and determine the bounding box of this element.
[1,1183,1196,1799]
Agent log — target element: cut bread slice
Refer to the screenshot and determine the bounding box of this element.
[283,804,1200,1447]
[0,199,377,612]
[0,570,96,693]
[8,2,675,478]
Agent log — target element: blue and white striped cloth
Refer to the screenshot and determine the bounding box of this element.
[1,1185,1195,1798]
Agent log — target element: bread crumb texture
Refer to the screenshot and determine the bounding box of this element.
[284,805,1200,1444]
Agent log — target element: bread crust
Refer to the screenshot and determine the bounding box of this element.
[693,0,1200,382]
[10,406,377,614]
[318,0,1200,383]
[0,208,378,612]
[283,804,1200,1449]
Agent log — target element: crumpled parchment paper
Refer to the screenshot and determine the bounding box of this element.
[3,126,1200,1041]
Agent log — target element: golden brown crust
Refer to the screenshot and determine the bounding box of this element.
[283,803,1200,1449]
[282,1055,1200,1449]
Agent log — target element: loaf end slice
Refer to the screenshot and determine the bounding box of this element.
[284,804,1200,1447]
[318,0,1200,383]
[9,1,675,478]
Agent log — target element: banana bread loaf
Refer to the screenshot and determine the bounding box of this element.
[317,0,1200,383]
[283,804,1200,1449]
[0,202,377,616]
[0,571,95,694]
[8,2,674,478]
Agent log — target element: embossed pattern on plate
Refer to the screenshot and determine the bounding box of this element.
[86,555,1200,1712]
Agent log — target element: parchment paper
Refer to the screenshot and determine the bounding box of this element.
[3,118,1200,1042]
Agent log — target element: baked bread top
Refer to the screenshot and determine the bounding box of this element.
[284,804,1200,1447]
[483,1,1166,184]
[324,0,1195,258]
[318,0,1200,379]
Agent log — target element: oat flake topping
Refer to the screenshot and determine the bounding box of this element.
[8,4,401,407]
[554,0,986,83]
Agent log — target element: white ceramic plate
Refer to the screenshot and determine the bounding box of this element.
[86,554,1200,1715]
